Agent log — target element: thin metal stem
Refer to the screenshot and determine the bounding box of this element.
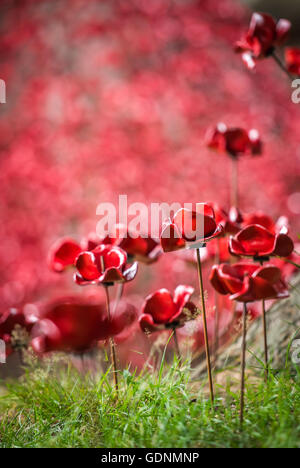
[258,259,269,382]
[240,303,248,428]
[272,51,294,82]
[113,283,124,314]
[196,248,214,405]
[262,299,269,382]
[172,327,181,361]
[214,239,221,365]
[104,285,119,395]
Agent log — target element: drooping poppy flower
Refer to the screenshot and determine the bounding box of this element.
[103,224,162,264]
[74,244,138,286]
[210,263,289,303]
[206,123,262,158]
[285,48,300,76]
[30,297,137,354]
[229,224,294,259]
[235,12,291,69]
[160,204,223,253]
[139,285,199,333]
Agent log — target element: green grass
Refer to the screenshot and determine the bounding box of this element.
[1,356,300,448]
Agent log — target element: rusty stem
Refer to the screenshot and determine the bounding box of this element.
[258,259,269,382]
[113,283,124,314]
[262,299,269,382]
[104,285,119,395]
[172,327,181,361]
[240,302,248,428]
[271,51,294,82]
[196,248,214,405]
[214,239,221,365]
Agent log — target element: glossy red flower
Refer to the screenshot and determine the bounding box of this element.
[139,285,198,333]
[235,12,291,69]
[74,244,138,285]
[160,204,223,253]
[285,48,300,76]
[229,224,294,259]
[30,297,137,354]
[210,263,289,303]
[206,123,262,158]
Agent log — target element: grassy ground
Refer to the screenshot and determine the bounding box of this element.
[1,353,300,448]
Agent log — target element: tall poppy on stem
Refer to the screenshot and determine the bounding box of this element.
[100,224,162,315]
[74,244,138,395]
[210,204,244,361]
[206,124,262,209]
[161,204,223,404]
[229,223,294,381]
[139,285,199,361]
[103,280,119,392]
[210,262,289,426]
[235,12,292,80]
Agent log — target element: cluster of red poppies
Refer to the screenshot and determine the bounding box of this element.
[0,1,299,385]
[1,197,296,362]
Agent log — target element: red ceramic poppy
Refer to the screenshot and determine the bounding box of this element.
[206,123,262,158]
[160,204,223,253]
[285,48,300,76]
[105,224,162,264]
[229,224,294,259]
[139,285,198,333]
[30,297,137,354]
[235,12,291,69]
[210,263,289,303]
[74,244,138,285]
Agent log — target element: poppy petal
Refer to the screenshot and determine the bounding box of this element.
[122,262,138,282]
[139,314,164,333]
[160,222,186,252]
[173,285,194,316]
[76,251,100,281]
[273,233,294,257]
[142,289,176,324]
[209,265,230,295]
[48,238,82,272]
[173,208,217,242]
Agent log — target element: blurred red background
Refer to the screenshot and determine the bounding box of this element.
[0,0,299,317]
